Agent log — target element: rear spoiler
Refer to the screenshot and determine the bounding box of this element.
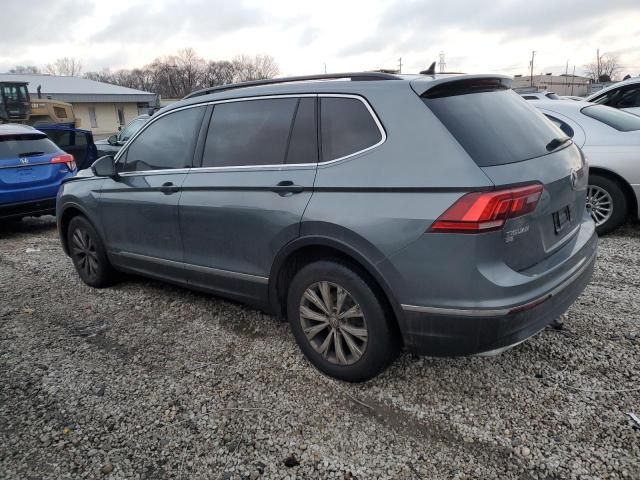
[410,74,512,98]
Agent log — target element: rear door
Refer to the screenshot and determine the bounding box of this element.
[39,126,98,170]
[179,96,318,304]
[0,132,73,205]
[421,81,588,271]
[98,106,206,281]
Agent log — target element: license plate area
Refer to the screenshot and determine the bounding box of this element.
[553,206,572,234]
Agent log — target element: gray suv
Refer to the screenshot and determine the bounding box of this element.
[57,73,597,381]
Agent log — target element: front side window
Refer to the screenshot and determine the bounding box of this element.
[617,86,640,108]
[121,106,205,172]
[581,105,640,132]
[320,97,382,161]
[202,98,298,168]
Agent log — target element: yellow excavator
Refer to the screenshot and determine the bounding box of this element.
[0,81,80,127]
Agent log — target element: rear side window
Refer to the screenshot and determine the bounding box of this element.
[203,98,298,168]
[121,106,205,172]
[0,134,59,160]
[581,105,640,132]
[286,98,317,164]
[423,88,562,167]
[544,114,575,138]
[320,97,382,161]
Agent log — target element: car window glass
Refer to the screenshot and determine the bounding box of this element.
[0,134,59,160]
[423,89,562,167]
[320,97,381,161]
[286,98,317,164]
[203,98,297,168]
[618,86,640,108]
[544,114,575,138]
[581,105,640,132]
[121,107,204,172]
[120,119,145,142]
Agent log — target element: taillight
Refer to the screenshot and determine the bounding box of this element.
[51,153,76,171]
[429,184,543,233]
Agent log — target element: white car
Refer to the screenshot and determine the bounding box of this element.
[585,77,640,116]
[533,100,640,234]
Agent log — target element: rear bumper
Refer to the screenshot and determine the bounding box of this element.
[0,198,57,219]
[399,241,597,356]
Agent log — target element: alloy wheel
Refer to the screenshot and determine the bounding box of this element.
[586,185,613,227]
[299,281,368,365]
[71,227,99,280]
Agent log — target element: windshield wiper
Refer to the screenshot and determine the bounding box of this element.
[19,151,45,157]
[546,137,571,152]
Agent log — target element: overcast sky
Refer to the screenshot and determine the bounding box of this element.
[2,0,640,78]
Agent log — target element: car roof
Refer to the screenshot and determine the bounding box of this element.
[163,73,512,113]
[0,123,43,136]
[585,77,640,100]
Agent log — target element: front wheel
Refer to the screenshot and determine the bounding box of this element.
[587,175,627,235]
[287,260,399,382]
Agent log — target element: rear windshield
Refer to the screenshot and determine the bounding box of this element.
[581,105,640,132]
[422,87,562,167]
[0,134,60,161]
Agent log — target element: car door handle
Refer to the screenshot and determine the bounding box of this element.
[160,182,180,194]
[273,180,304,196]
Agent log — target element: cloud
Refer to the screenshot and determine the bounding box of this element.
[91,0,270,44]
[0,0,94,45]
[340,0,640,56]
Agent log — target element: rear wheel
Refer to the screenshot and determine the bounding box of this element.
[287,260,399,382]
[67,216,117,287]
[587,174,627,235]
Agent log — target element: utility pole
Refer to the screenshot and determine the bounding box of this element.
[529,50,536,88]
[596,48,600,81]
[398,57,402,74]
[324,63,327,74]
[564,60,569,94]
[571,65,576,95]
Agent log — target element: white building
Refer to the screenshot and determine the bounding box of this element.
[511,74,591,97]
[0,73,157,135]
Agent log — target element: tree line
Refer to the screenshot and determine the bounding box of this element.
[7,49,279,98]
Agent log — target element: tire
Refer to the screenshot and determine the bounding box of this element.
[287,260,399,382]
[67,215,117,288]
[587,174,627,235]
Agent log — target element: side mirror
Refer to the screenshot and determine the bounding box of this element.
[107,134,118,145]
[91,155,118,178]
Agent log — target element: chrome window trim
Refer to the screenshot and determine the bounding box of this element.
[114,93,386,175]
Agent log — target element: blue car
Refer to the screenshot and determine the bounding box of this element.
[0,124,80,220]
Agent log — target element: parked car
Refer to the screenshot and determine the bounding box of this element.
[0,124,77,220]
[520,91,560,100]
[39,125,98,171]
[95,114,149,157]
[585,77,640,116]
[533,99,640,234]
[56,73,597,381]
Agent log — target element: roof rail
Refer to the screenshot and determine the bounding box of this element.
[183,72,401,99]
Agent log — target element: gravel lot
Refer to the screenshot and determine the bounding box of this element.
[1,216,639,480]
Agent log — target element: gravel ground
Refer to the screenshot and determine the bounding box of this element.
[0,216,639,480]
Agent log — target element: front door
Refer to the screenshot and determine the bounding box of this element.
[99,105,206,282]
[179,96,318,304]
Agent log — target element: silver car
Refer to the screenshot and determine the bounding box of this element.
[534,99,640,233]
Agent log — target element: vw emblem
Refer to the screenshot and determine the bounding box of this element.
[569,169,578,190]
[20,157,29,165]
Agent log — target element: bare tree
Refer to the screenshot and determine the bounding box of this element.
[8,65,40,74]
[83,49,280,97]
[584,53,622,82]
[45,57,83,76]
[232,54,279,82]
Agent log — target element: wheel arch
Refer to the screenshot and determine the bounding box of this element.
[589,167,638,219]
[268,236,405,338]
[58,202,95,256]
